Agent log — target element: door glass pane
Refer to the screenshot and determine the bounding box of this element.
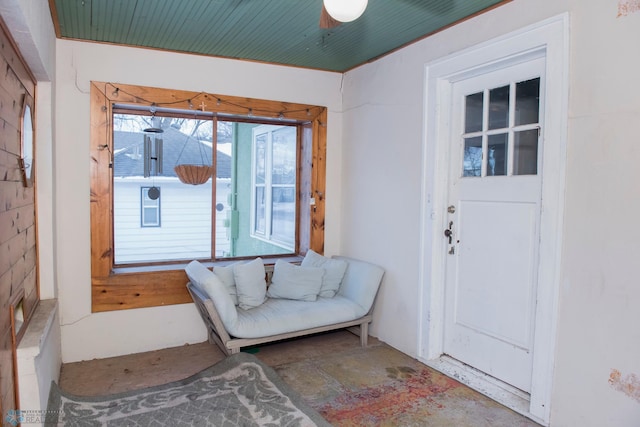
[463,136,482,177]
[488,85,510,130]
[515,78,540,126]
[487,133,508,176]
[465,92,483,133]
[514,129,538,175]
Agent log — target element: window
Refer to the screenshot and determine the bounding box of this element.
[141,187,160,227]
[462,77,541,177]
[90,82,327,312]
[251,125,296,250]
[113,112,214,264]
[111,112,302,265]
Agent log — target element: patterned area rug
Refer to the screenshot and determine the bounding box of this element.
[275,345,541,427]
[46,352,331,426]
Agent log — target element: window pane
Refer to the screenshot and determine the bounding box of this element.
[463,136,482,177]
[487,133,508,176]
[488,85,509,130]
[514,129,538,175]
[215,121,233,257]
[515,78,540,126]
[113,113,212,264]
[255,135,266,184]
[272,127,296,185]
[143,207,158,225]
[229,121,298,256]
[271,186,296,246]
[465,92,483,133]
[142,187,158,206]
[254,186,266,235]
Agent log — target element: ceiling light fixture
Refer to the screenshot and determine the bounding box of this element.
[323,0,368,23]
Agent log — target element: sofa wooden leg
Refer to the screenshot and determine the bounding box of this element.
[360,322,369,347]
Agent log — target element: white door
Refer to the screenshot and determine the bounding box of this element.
[443,57,545,393]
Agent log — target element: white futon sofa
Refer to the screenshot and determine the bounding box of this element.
[186,251,384,355]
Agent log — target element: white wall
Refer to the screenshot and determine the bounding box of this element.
[54,40,344,362]
[550,2,640,426]
[341,0,640,426]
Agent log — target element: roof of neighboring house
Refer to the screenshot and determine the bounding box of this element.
[113,128,231,179]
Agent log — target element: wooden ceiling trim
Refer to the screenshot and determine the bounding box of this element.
[100,81,325,122]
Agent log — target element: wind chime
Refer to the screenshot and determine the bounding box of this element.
[143,108,163,199]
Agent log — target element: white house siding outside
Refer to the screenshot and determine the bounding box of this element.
[114,177,231,264]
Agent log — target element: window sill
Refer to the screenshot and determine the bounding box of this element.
[111,255,304,274]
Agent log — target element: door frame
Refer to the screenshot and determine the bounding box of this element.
[418,14,569,425]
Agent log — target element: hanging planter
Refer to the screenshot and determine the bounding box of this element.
[174,164,214,185]
[174,119,214,185]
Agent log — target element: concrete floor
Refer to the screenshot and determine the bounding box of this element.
[59,331,541,426]
[59,331,361,396]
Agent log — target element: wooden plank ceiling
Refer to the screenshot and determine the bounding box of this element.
[50,0,509,72]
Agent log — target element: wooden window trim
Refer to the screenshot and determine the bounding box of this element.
[90,82,327,312]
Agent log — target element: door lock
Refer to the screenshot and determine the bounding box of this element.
[444,221,453,244]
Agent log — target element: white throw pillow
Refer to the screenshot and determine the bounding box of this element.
[267,260,324,302]
[233,258,267,310]
[213,263,239,305]
[185,260,213,294]
[301,249,348,297]
[185,260,238,330]
[185,260,227,302]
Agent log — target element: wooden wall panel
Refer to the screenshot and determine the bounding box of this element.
[0,20,35,98]
[310,110,327,254]
[298,122,313,255]
[0,329,15,419]
[0,270,10,337]
[0,15,38,418]
[23,245,38,316]
[92,270,191,312]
